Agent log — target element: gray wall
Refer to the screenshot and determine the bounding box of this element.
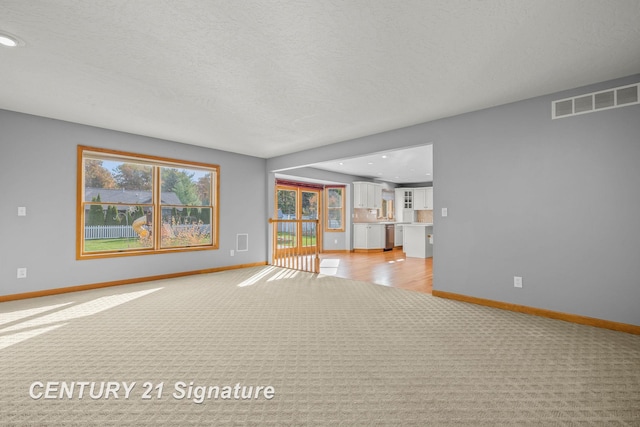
[0,110,267,297]
[434,76,640,326]
[268,74,640,326]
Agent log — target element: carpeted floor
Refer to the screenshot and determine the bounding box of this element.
[1,266,639,426]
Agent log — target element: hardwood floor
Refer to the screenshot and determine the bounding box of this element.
[319,248,432,294]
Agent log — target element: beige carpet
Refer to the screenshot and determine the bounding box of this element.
[0,266,638,426]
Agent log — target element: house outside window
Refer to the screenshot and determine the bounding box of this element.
[77,146,219,259]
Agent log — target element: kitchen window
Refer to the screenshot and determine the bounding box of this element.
[77,145,219,259]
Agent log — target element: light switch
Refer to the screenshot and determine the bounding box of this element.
[441,208,448,217]
[514,276,523,288]
[18,206,27,216]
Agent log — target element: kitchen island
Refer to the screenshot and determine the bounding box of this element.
[403,223,433,258]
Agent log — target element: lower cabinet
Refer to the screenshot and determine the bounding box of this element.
[354,223,385,250]
[394,224,404,247]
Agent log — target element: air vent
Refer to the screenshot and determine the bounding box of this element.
[552,83,639,119]
[236,233,249,252]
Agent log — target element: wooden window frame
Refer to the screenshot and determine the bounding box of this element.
[325,185,345,232]
[77,145,220,259]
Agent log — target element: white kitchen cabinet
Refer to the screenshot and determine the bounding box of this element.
[403,224,433,258]
[353,223,385,250]
[413,187,433,210]
[353,182,382,209]
[395,188,414,222]
[394,224,404,247]
[354,183,366,208]
[373,184,382,209]
[354,223,367,248]
[401,189,413,209]
[368,224,384,248]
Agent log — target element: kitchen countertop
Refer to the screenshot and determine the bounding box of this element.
[353,221,397,224]
[353,222,432,226]
[353,221,420,225]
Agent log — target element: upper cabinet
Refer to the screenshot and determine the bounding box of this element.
[413,187,433,210]
[353,182,382,209]
[354,182,382,209]
[395,188,414,222]
[401,189,413,209]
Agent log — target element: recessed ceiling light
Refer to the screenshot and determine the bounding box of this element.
[381,155,387,159]
[426,173,431,176]
[338,162,343,165]
[0,32,24,47]
[368,162,374,165]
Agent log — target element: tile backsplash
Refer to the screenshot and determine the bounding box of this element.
[415,210,434,223]
[353,208,380,223]
[354,208,434,223]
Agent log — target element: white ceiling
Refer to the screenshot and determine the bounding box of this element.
[1,0,639,165]
[310,145,433,184]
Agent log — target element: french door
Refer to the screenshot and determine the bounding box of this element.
[275,185,321,255]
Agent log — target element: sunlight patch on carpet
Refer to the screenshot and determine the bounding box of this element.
[0,302,74,326]
[0,288,162,333]
[237,266,278,287]
[0,324,67,350]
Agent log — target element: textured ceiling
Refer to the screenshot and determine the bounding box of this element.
[1,1,639,159]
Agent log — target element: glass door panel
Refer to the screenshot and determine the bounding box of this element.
[276,188,297,250]
[301,190,319,249]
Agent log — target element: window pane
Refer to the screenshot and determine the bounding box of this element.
[277,190,296,219]
[92,160,152,192]
[301,191,318,219]
[161,167,211,207]
[83,205,153,252]
[326,187,344,230]
[84,159,117,196]
[160,207,212,248]
[328,208,343,229]
[327,188,342,208]
[276,189,297,248]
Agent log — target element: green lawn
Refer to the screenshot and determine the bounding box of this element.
[276,232,316,248]
[85,235,212,252]
[84,238,150,252]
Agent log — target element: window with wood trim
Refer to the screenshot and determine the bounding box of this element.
[325,186,345,232]
[77,145,219,259]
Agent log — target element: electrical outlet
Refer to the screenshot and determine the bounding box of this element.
[514,276,523,288]
[17,268,27,279]
[334,239,338,244]
[441,208,448,217]
[18,206,27,216]
[230,249,235,257]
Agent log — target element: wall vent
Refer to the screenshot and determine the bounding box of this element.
[236,234,249,252]
[552,83,639,119]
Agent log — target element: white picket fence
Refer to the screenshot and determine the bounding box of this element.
[84,225,211,240]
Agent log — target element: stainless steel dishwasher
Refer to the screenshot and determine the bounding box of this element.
[385,224,394,251]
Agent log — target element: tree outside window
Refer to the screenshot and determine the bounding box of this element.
[326,186,345,232]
